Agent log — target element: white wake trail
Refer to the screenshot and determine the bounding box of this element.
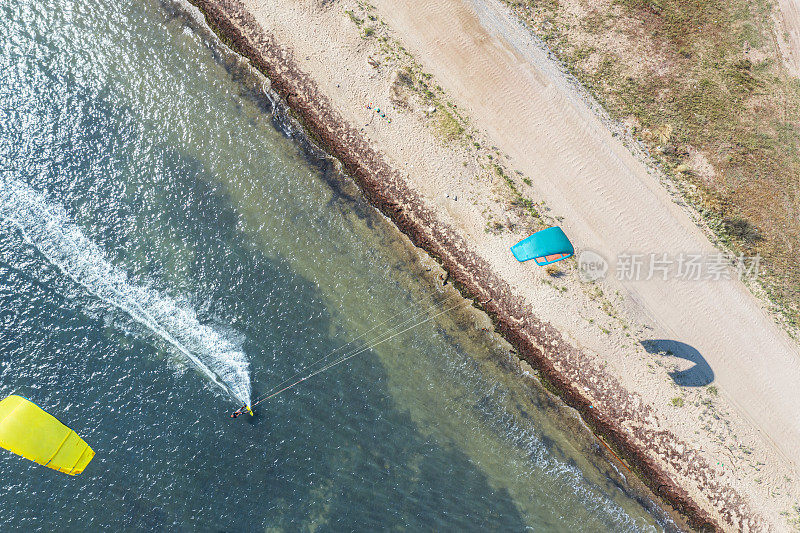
[0,177,251,406]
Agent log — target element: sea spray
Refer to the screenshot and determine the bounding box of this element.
[0,177,251,406]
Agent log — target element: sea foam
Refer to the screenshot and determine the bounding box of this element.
[0,177,251,406]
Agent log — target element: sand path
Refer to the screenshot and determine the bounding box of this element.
[776,0,800,77]
[371,0,800,469]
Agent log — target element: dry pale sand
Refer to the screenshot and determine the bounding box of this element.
[209,0,800,528]
[776,0,800,77]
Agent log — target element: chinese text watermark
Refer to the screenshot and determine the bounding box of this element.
[578,250,760,282]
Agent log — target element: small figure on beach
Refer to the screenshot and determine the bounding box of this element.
[365,102,391,124]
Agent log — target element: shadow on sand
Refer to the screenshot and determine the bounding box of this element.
[640,339,714,387]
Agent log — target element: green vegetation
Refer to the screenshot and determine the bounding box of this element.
[670,397,685,407]
[493,164,540,219]
[435,105,465,141]
[486,220,505,234]
[505,0,800,329]
[782,504,800,529]
[346,10,363,26]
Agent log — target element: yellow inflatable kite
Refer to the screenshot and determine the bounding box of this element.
[0,395,94,475]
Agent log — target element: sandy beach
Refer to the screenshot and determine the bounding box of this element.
[188,0,800,529]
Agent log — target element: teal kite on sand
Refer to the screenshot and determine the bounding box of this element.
[511,226,574,266]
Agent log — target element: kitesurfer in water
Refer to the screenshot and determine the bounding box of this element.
[230,405,252,418]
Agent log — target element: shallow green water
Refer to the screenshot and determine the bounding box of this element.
[0,0,669,530]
